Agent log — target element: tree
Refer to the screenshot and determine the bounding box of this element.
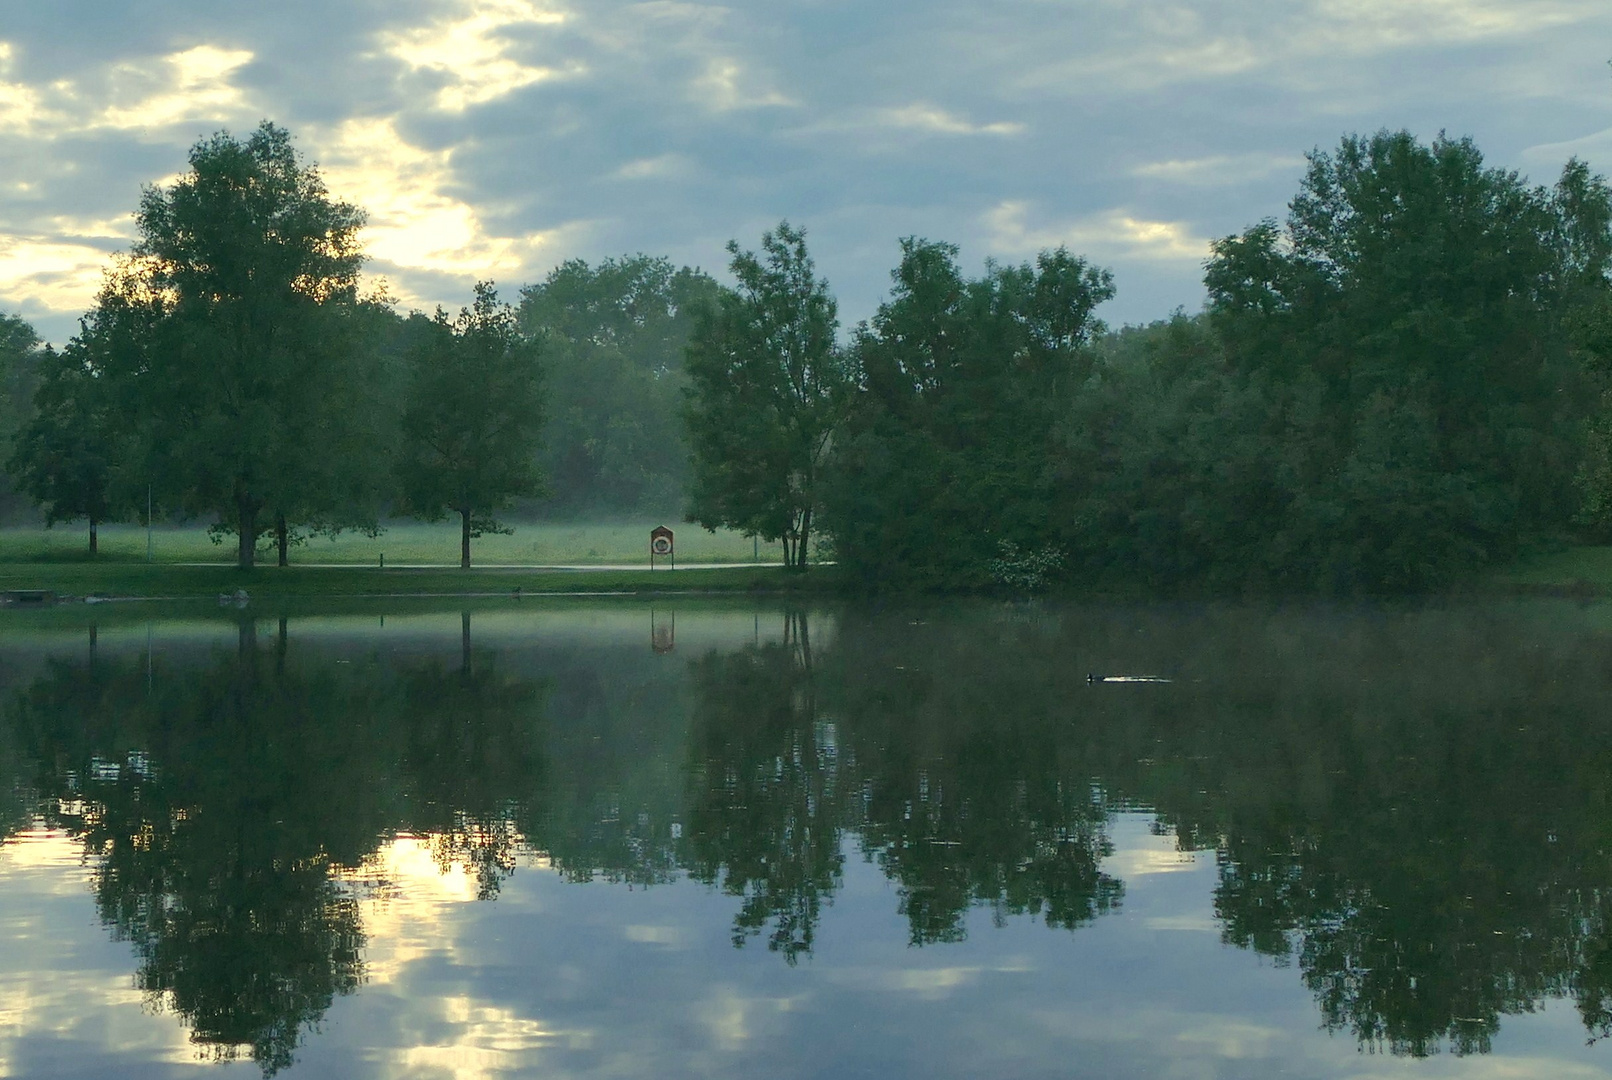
[0,312,43,517]
[8,337,121,553]
[684,222,850,570]
[258,294,403,567]
[94,121,368,570]
[823,240,1113,588]
[1197,131,1606,590]
[518,256,721,516]
[396,283,546,568]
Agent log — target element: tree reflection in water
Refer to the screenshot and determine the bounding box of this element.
[684,610,845,961]
[7,603,1612,1063]
[2,614,547,1074]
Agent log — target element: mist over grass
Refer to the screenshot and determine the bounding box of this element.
[0,521,771,567]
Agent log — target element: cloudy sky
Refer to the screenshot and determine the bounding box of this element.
[1,0,1610,344]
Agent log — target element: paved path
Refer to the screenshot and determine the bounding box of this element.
[172,562,784,571]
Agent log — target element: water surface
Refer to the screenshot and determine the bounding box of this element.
[2,600,1611,1078]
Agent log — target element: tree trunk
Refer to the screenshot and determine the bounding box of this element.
[461,610,472,679]
[89,519,97,556]
[796,509,811,571]
[460,508,472,569]
[237,495,258,571]
[276,512,289,567]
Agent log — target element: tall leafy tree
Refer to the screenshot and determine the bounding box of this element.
[825,240,1113,587]
[8,338,122,553]
[396,283,546,568]
[93,121,368,569]
[0,312,43,517]
[518,256,720,516]
[1197,131,1606,589]
[684,222,850,570]
[259,294,404,566]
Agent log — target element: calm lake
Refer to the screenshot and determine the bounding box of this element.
[2,599,1611,1078]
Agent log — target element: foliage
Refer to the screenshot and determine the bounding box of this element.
[0,312,43,518]
[395,283,546,568]
[823,240,1113,589]
[1047,132,1612,594]
[683,222,852,570]
[1196,132,1602,590]
[7,338,122,551]
[85,122,370,570]
[518,256,720,516]
[985,539,1065,593]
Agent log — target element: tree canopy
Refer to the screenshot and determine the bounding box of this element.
[0,312,43,519]
[1,124,1608,593]
[683,222,851,570]
[395,283,546,568]
[7,337,121,552]
[91,121,371,569]
[518,256,719,517]
[824,240,1114,588]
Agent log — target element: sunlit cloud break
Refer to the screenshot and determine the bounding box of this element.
[310,116,586,304]
[984,202,1210,264]
[382,0,576,112]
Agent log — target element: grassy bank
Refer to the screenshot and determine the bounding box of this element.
[0,521,774,566]
[0,562,831,601]
[1489,546,1612,595]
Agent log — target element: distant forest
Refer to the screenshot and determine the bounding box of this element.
[1,122,1609,589]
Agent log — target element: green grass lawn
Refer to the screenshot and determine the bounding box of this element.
[0,521,819,600]
[0,521,777,567]
[0,562,828,600]
[1490,546,1612,592]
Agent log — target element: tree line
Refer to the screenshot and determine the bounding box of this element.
[2,122,1610,588]
[684,132,1612,591]
[0,122,719,569]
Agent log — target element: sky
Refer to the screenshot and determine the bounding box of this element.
[0,0,1610,345]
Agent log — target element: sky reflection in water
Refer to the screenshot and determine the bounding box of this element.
[1,602,1611,1078]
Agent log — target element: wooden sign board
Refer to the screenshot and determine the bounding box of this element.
[650,526,674,569]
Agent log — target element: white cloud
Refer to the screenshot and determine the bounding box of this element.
[0,236,113,313]
[395,997,567,1079]
[691,57,794,111]
[310,116,586,299]
[611,153,694,180]
[807,103,1025,139]
[0,42,48,135]
[0,41,255,138]
[696,987,804,1050]
[96,45,254,131]
[984,201,1211,264]
[382,0,577,112]
[1015,0,1605,95]
[623,923,690,945]
[1307,0,1593,50]
[338,834,539,984]
[1521,125,1612,174]
[1132,152,1304,185]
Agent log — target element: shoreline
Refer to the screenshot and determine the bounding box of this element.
[0,562,832,603]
